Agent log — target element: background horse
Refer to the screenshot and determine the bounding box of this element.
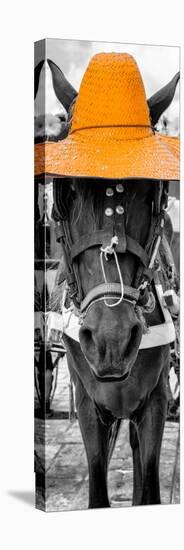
[34,61,77,413]
[34,59,77,142]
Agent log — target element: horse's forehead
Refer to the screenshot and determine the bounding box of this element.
[70,179,153,231]
[73,178,154,198]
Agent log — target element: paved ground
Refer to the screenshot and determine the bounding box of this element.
[35,356,180,512]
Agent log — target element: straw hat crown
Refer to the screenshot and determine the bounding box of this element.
[71,53,152,140]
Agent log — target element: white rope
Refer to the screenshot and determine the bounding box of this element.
[100,236,124,307]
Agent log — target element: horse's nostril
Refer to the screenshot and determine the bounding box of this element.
[80,328,96,357]
[59,115,66,122]
[81,328,91,343]
[124,324,141,358]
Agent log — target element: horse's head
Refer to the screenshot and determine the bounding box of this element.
[55,177,161,381]
[34,59,77,142]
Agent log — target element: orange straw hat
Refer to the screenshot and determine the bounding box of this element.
[35,53,179,180]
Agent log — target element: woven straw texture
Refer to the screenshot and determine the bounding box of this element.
[34,53,180,180]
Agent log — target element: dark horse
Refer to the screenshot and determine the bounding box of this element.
[53,175,177,508]
[51,71,179,508]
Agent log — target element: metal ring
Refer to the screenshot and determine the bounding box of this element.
[105,207,114,216]
[116,205,124,215]
[106,187,114,197]
[116,184,124,193]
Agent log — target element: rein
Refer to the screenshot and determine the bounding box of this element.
[53,180,169,318]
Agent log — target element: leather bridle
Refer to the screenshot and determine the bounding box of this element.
[53,179,169,317]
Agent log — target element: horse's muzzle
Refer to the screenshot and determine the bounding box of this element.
[79,308,142,381]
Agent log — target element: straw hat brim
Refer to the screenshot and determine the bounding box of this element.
[35,132,179,181]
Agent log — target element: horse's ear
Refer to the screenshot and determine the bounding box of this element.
[34,60,45,99]
[147,72,180,127]
[47,59,77,112]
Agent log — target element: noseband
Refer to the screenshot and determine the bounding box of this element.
[53,180,169,317]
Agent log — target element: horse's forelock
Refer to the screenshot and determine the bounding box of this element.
[69,179,105,229]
